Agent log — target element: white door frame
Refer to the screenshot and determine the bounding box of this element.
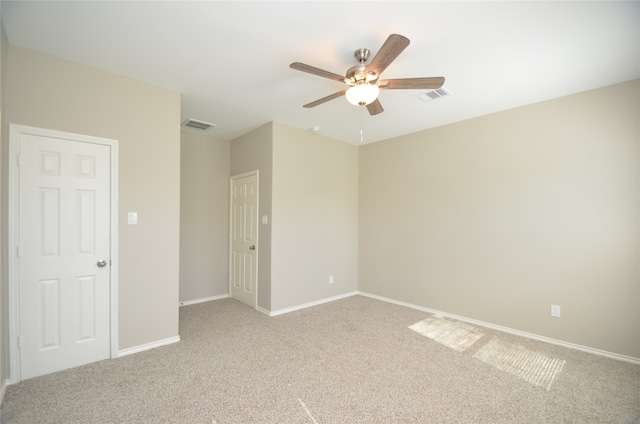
[229,170,259,309]
[7,124,119,383]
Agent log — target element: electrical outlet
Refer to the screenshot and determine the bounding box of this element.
[329,275,334,284]
[551,304,561,318]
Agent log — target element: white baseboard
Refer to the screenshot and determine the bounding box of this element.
[179,294,228,307]
[358,291,640,366]
[267,291,359,317]
[1,378,10,405]
[117,336,181,358]
[256,305,270,315]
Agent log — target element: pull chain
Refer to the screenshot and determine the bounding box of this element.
[360,106,365,143]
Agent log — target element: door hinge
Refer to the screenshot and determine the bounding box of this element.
[18,336,23,350]
[16,245,20,259]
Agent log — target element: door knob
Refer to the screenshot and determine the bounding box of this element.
[97,260,107,268]
[249,245,256,250]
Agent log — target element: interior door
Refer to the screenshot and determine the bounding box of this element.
[18,133,111,380]
[230,173,258,308]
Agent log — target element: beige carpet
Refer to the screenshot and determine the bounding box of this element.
[409,315,484,352]
[2,296,639,423]
[473,338,565,391]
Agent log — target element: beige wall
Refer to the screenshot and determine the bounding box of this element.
[230,122,359,313]
[271,123,359,311]
[359,80,640,358]
[4,46,181,351]
[230,123,273,310]
[180,130,230,302]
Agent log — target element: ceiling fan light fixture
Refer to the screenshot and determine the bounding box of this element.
[291,34,443,117]
[345,83,379,106]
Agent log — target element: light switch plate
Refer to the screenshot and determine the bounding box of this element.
[128,212,138,225]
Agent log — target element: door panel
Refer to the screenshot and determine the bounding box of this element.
[19,134,111,380]
[230,174,258,308]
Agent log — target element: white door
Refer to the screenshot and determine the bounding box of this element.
[230,173,258,308]
[18,133,111,380]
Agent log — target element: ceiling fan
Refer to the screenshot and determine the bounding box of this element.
[290,34,445,116]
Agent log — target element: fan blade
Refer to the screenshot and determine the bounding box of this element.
[303,90,347,108]
[365,34,410,77]
[290,62,345,83]
[379,77,445,90]
[366,99,384,115]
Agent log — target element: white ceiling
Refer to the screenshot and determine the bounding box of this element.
[2,1,639,145]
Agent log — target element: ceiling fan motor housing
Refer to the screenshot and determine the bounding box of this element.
[346,65,376,84]
[345,49,378,85]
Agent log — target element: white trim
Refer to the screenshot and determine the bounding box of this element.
[7,126,19,384]
[117,336,181,358]
[1,378,10,405]
[267,291,359,317]
[256,305,271,315]
[229,170,259,310]
[358,291,640,366]
[109,139,120,359]
[8,124,119,382]
[179,294,228,306]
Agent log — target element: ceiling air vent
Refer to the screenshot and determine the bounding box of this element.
[416,87,451,103]
[182,118,216,131]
